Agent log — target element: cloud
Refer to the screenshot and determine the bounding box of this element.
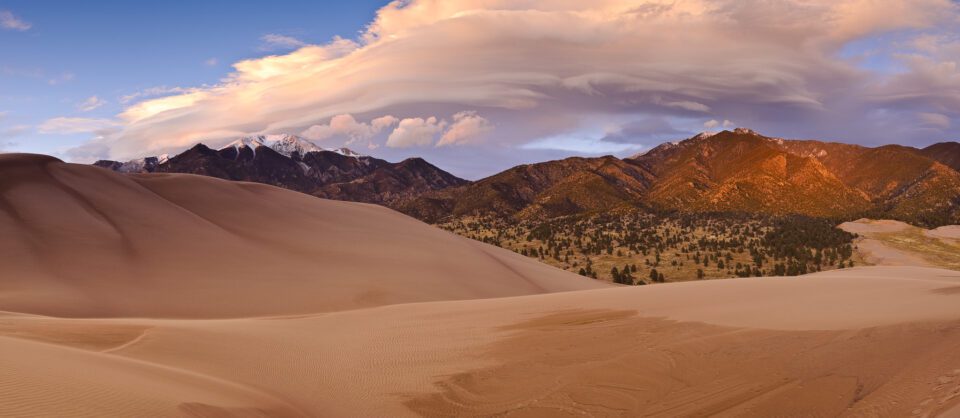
[38,117,119,135]
[119,86,193,104]
[0,10,30,31]
[61,0,960,174]
[917,112,951,129]
[436,111,493,146]
[301,114,398,142]
[704,119,736,129]
[77,96,107,112]
[47,72,74,86]
[204,58,218,67]
[0,125,29,139]
[386,117,446,148]
[260,34,308,50]
[0,111,7,122]
[64,142,110,162]
[601,117,688,143]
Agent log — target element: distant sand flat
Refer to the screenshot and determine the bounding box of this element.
[929,225,960,240]
[1,155,960,416]
[841,219,960,269]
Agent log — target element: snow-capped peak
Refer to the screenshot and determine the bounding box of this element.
[266,134,325,157]
[217,134,365,159]
[331,147,363,158]
[221,136,267,152]
[692,131,718,140]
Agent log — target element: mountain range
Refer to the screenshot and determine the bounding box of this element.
[402,128,960,226]
[95,129,960,226]
[94,134,468,208]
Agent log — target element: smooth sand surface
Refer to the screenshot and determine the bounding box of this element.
[840,218,960,268]
[839,219,928,266]
[2,154,960,416]
[929,225,960,240]
[839,218,913,234]
[0,154,605,318]
[1,266,959,416]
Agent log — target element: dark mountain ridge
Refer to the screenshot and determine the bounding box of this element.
[94,136,468,208]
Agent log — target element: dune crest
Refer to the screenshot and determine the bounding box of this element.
[0,154,604,318]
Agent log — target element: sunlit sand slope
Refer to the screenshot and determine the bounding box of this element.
[0,154,604,318]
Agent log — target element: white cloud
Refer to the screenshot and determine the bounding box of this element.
[260,34,307,50]
[38,117,119,135]
[0,10,30,31]
[386,117,446,148]
[437,111,493,146]
[704,119,720,129]
[204,58,218,67]
[77,96,107,112]
[300,114,398,145]
[61,0,960,166]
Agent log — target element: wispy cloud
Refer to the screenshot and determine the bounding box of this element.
[119,86,192,104]
[259,34,307,51]
[77,96,107,112]
[204,57,218,67]
[62,0,960,170]
[0,10,31,31]
[47,72,75,86]
[0,124,30,139]
[38,117,118,134]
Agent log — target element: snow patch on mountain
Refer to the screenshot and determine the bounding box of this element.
[218,134,363,159]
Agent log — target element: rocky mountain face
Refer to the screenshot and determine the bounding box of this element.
[403,128,960,226]
[93,135,467,208]
[403,156,656,222]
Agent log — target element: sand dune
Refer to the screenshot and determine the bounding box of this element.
[2,154,960,416]
[0,267,958,416]
[0,154,604,317]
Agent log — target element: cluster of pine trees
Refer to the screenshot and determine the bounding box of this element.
[441,211,859,284]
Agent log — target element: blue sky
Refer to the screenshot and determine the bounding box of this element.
[1,1,959,179]
[1,0,388,155]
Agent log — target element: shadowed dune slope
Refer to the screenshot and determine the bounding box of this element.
[0,154,605,318]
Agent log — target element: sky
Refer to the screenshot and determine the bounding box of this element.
[1,0,959,179]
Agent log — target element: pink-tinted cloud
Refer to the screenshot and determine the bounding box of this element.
[437,111,493,146]
[58,0,960,175]
[386,117,446,148]
[301,114,399,146]
[0,10,30,31]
